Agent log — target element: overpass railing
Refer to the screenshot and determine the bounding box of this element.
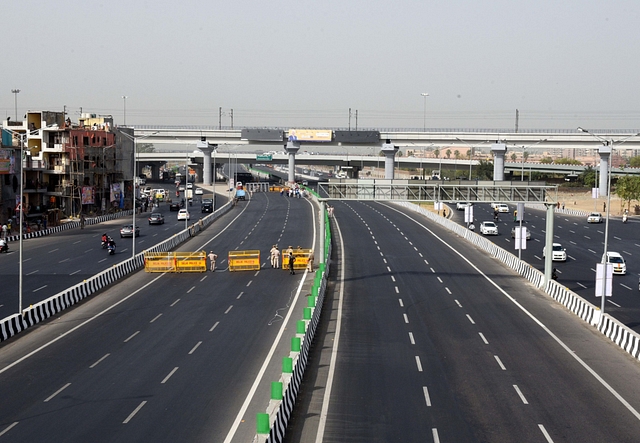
[317,181,558,203]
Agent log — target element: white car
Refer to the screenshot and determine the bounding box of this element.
[543,243,567,262]
[194,188,203,195]
[177,209,190,220]
[606,251,627,275]
[495,204,509,213]
[480,221,499,235]
[187,183,193,189]
[456,202,471,210]
[587,212,603,223]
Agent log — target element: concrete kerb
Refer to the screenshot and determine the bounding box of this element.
[397,201,640,361]
[0,202,233,344]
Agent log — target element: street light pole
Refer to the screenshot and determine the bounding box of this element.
[11,89,20,121]
[18,134,25,315]
[577,127,640,318]
[122,95,128,126]
[421,93,429,132]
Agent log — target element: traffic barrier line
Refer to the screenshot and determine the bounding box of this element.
[0,202,233,343]
[398,201,640,362]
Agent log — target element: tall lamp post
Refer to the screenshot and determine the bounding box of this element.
[421,92,429,132]
[122,96,128,126]
[577,127,639,318]
[11,89,20,121]
[518,139,547,181]
[120,130,157,258]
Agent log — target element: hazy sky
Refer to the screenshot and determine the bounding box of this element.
[4,0,640,130]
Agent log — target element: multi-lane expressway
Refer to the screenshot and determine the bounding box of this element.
[447,203,639,333]
[2,185,640,442]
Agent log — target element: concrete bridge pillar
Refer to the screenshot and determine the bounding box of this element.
[286,140,300,184]
[381,139,398,179]
[491,143,507,181]
[197,138,217,185]
[598,144,612,197]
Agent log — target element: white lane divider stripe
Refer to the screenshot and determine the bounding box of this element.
[423,386,432,406]
[209,321,219,332]
[398,299,404,307]
[90,354,110,368]
[150,313,162,323]
[225,305,233,314]
[189,341,202,355]
[161,367,179,384]
[0,422,18,437]
[479,332,489,344]
[403,314,409,323]
[170,299,180,307]
[538,424,554,442]
[513,385,529,404]
[408,332,415,344]
[124,331,140,342]
[415,356,423,372]
[123,401,147,423]
[44,383,71,402]
[494,355,507,370]
[466,314,475,324]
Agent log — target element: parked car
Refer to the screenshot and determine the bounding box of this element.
[177,209,190,220]
[480,221,499,235]
[587,212,603,223]
[148,213,165,225]
[194,188,203,195]
[543,243,567,261]
[606,251,627,275]
[511,226,531,240]
[120,224,140,238]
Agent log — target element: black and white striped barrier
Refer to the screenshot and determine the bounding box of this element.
[4,210,135,243]
[0,203,233,343]
[398,202,640,361]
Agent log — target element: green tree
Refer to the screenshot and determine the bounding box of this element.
[579,167,597,188]
[454,150,460,160]
[445,149,452,159]
[555,157,582,165]
[539,157,554,164]
[630,156,640,168]
[433,148,440,159]
[476,160,493,180]
[615,175,640,211]
[523,151,529,162]
[510,153,517,162]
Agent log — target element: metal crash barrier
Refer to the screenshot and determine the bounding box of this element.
[229,250,261,272]
[282,249,312,270]
[144,251,207,273]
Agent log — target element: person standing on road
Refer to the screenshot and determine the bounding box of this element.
[270,245,280,269]
[307,249,314,271]
[80,213,85,229]
[288,252,296,275]
[208,251,218,272]
[1,224,6,239]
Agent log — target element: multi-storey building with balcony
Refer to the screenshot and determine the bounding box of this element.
[1,111,134,226]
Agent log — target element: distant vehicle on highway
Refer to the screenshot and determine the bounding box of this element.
[169,201,182,211]
[480,221,499,235]
[606,251,627,274]
[148,213,165,225]
[177,209,190,220]
[587,212,603,223]
[456,202,471,210]
[201,198,213,213]
[120,224,140,238]
[195,188,203,195]
[511,226,531,240]
[543,243,567,261]
[494,203,509,213]
[302,180,309,186]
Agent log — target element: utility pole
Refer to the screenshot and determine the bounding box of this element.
[515,109,519,133]
[11,89,20,121]
[230,109,234,129]
[355,110,358,130]
[219,107,222,130]
[348,108,351,131]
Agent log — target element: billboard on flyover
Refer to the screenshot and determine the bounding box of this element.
[287,129,332,142]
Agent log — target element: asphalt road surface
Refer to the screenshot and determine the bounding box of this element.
[0,190,318,443]
[286,200,640,443]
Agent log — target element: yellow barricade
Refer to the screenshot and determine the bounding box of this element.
[229,250,261,272]
[282,249,312,270]
[175,251,207,272]
[144,251,207,273]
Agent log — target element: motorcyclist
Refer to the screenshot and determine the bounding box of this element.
[623,210,628,223]
[0,237,7,253]
[552,268,558,280]
[107,238,116,254]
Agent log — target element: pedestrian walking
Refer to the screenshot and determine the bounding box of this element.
[270,245,280,268]
[307,249,314,271]
[42,217,47,230]
[208,251,218,272]
[513,210,518,222]
[80,213,85,229]
[288,252,296,275]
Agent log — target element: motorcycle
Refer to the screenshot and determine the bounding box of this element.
[107,242,116,255]
[0,242,8,253]
[622,214,628,223]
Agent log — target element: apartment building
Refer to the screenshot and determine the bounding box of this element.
[1,111,134,225]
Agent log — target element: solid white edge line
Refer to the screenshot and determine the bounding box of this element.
[315,209,346,443]
[223,195,316,443]
[382,202,640,423]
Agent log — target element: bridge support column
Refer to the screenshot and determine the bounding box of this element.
[381,139,398,179]
[150,164,161,180]
[197,138,217,186]
[598,144,612,197]
[491,143,507,181]
[286,140,300,184]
